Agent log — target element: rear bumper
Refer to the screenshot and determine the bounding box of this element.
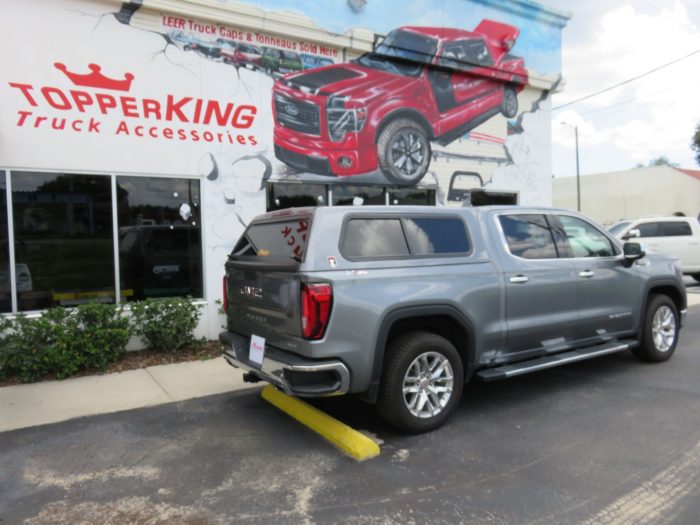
[219,331,350,397]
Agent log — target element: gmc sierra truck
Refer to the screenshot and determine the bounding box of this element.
[220,206,687,432]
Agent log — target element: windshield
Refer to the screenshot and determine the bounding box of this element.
[356,29,437,77]
[607,221,632,236]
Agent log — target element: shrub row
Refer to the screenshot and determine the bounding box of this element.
[0,298,202,383]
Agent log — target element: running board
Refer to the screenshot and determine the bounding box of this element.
[476,340,637,382]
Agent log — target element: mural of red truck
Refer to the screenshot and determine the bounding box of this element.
[272,20,527,185]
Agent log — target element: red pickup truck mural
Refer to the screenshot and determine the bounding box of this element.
[272,20,527,185]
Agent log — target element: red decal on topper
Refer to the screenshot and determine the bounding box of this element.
[53,63,134,92]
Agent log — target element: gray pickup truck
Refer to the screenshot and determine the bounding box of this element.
[220,206,687,432]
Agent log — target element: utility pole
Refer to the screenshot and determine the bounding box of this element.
[575,125,580,211]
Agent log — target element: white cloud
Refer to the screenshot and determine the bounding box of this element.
[552,0,700,173]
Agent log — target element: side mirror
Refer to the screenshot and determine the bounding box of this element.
[623,242,645,266]
[622,228,640,240]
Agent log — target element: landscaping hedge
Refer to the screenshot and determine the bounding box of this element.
[0,298,202,383]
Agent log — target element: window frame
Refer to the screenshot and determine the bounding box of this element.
[339,213,473,262]
[1,168,205,314]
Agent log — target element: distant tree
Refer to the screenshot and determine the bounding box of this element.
[672,211,686,217]
[693,121,700,166]
[633,157,680,168]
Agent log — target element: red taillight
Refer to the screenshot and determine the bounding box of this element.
[222,275,228,313]
[301,283,332,340]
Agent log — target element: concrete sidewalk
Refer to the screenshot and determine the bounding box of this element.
[0,357,255,433]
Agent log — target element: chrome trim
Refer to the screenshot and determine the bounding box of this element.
[503,342,631,378]
[509,275,529,284]
[578,270,595,278]
[221,338,350,397]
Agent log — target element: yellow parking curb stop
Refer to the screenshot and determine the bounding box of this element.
[261,384,381,461]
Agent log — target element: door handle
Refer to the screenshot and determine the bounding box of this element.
[509,275,529,284]
[579,270,595,278]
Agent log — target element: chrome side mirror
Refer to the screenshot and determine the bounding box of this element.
[622,228,640,240]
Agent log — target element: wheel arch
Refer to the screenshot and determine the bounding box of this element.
[374,108,434,144]
[642,279,687,330]
[362,305,476,403]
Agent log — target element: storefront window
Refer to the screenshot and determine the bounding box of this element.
[332,185,385,206]
[11,172,115,310]
[267,183,327,211]
[116,176,203,301]
[389,188,436,205]
[1,172,10,313]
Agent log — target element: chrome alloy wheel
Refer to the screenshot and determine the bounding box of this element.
[652,305,676,353]
[402,351,454,419]
[390,130,427,179]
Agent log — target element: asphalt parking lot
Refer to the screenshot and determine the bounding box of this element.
[1,281,699,525]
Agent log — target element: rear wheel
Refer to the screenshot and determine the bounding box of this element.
[501,87,518,118]
[377,332,463,433]
[632,294,679,362]
[377,118,431,185]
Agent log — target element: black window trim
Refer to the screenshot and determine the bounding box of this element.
[339,212,473,262]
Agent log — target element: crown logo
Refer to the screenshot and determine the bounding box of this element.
[54,63,134,91]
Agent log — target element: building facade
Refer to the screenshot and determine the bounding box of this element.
[553,166,700,226]
[1,0,568,338]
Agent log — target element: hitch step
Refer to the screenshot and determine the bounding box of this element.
[476,339,637,382]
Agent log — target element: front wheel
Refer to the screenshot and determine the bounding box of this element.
[632,294,679,362]
[377,332,464,433]
[377,118,431,185]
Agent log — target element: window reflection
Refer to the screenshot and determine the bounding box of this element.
[332,185,385,206]
[117,176,203,301]
[1,172,10,312]
[11,172,115,310]
[267,183,326,211]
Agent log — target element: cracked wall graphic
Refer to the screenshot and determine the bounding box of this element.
[1,0,567,336]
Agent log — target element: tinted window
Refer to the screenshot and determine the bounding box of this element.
[343,219,409,258]
[499,214,558,259]
[11,172,115,310]
[235,219,310,260]
[661,221,692,236]
[117,176,202,301]
[558,215,616,258]
[0,172,9,312]
[637,222,660,237]
[267,183,326,211]
[389,188,435,205]
[332,186,385,206]
[404,218,469,255]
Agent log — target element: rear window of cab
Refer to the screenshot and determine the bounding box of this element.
[341,216,471,259]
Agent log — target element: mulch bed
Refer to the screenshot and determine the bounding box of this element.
[0,340,221,388]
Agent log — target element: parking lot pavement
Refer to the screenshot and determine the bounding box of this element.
[1,303,699,524]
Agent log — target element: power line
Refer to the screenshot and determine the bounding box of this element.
[552,48,700,111]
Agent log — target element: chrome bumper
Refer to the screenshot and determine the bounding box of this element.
[219,331,350,397]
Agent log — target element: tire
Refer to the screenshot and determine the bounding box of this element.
[501,87,518,118]
[377,331,464,433]
[632,294,680,362]
[377,118,431,185]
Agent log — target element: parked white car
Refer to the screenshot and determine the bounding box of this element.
[608,217,700,281]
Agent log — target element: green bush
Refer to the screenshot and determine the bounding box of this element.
[130,298,202,352]
[0,303,130,383]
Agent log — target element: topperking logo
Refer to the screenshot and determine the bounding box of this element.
[7,62,259,145]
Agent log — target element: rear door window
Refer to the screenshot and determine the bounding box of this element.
[499,214,558,259]
[661,221,692,236]
[637,222,661,237]
[234,218,310,260]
